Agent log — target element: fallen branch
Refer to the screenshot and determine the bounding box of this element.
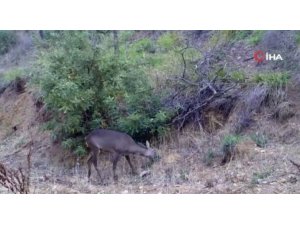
[171,83,236,130]
[289,159,300,172]
[0,163,29,193]
[0,128,33,194]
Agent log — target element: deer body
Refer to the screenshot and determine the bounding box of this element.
[85,129,157,182]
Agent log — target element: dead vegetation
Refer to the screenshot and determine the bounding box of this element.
[168,48,239,131]
[272,101,296,122]
[0,129,32,194]
[1,31,300,193]
[0,163,29,193]
[231,85,270,134]
[289,159,300,173]
[166,39,292,167]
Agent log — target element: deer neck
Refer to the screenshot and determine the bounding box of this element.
[129,144,147,156]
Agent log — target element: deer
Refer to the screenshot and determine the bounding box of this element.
[85,128,159,183]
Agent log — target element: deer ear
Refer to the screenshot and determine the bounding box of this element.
[146,140,150,148]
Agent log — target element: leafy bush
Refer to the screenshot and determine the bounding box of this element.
[208,31,252,46]
[250,132,268,148]
[230,71,246,83]
[253,72,290,88]
[222,134,241,153]
[1,68,26,93]
[132,38,155,53]
[203,149,215,167]
[0,31,17,55]
[221,134,241,164]
[157,32,183,51]
[247,31,264,45]
[213,30,264,45]
[33,31,172,155]
[220,31,251,42]
[3,68,23,81]
[251,170,271,185]
[221,134,241,160]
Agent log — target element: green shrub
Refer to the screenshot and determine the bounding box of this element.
[3,68,23,81]
[157,32,183,51]
[33,31,172,154]
[222,134,241,147]
[132,38,155,53]
[207,30,264,47]
[118,110,171,140]
[251,170,271,184]
[208,31,251,46]
[203,149,215,167]
[119,31,135,42]
[220,31,251,42]
[221,134,242,164]
[230,71,246,83]
[221,134,241,154]
[250,132,268,148]
[0,31,17,55]
[247,31,264,45]
[253,72,290,88]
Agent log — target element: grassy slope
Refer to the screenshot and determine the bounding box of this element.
[1,31,300,193]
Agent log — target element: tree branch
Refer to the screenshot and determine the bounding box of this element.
[289,159,300,172]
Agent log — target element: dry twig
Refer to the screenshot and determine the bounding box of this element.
[289,159,300,172]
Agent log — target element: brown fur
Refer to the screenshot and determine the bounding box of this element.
[85,129,158,183]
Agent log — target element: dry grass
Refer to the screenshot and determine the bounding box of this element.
[1,75,300,194]
[22,140,300,194]
[20,124,299,194]
[0,31,34,73]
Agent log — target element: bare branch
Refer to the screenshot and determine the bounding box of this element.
[0,127,33,194]
[0,163,29,193]
[289,159,300,172]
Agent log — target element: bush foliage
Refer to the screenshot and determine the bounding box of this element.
[34,31,173,155]
[208,30,265,46]
[221,134,241,154]
[253,72,290,88]
[0,31,17,55]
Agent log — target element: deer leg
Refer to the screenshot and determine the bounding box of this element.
[92,152,103,183]
[125,155,137,175]
[87,152,93,182]
[112,153,121,182]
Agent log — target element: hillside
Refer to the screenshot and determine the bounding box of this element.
[1,30,300,193]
